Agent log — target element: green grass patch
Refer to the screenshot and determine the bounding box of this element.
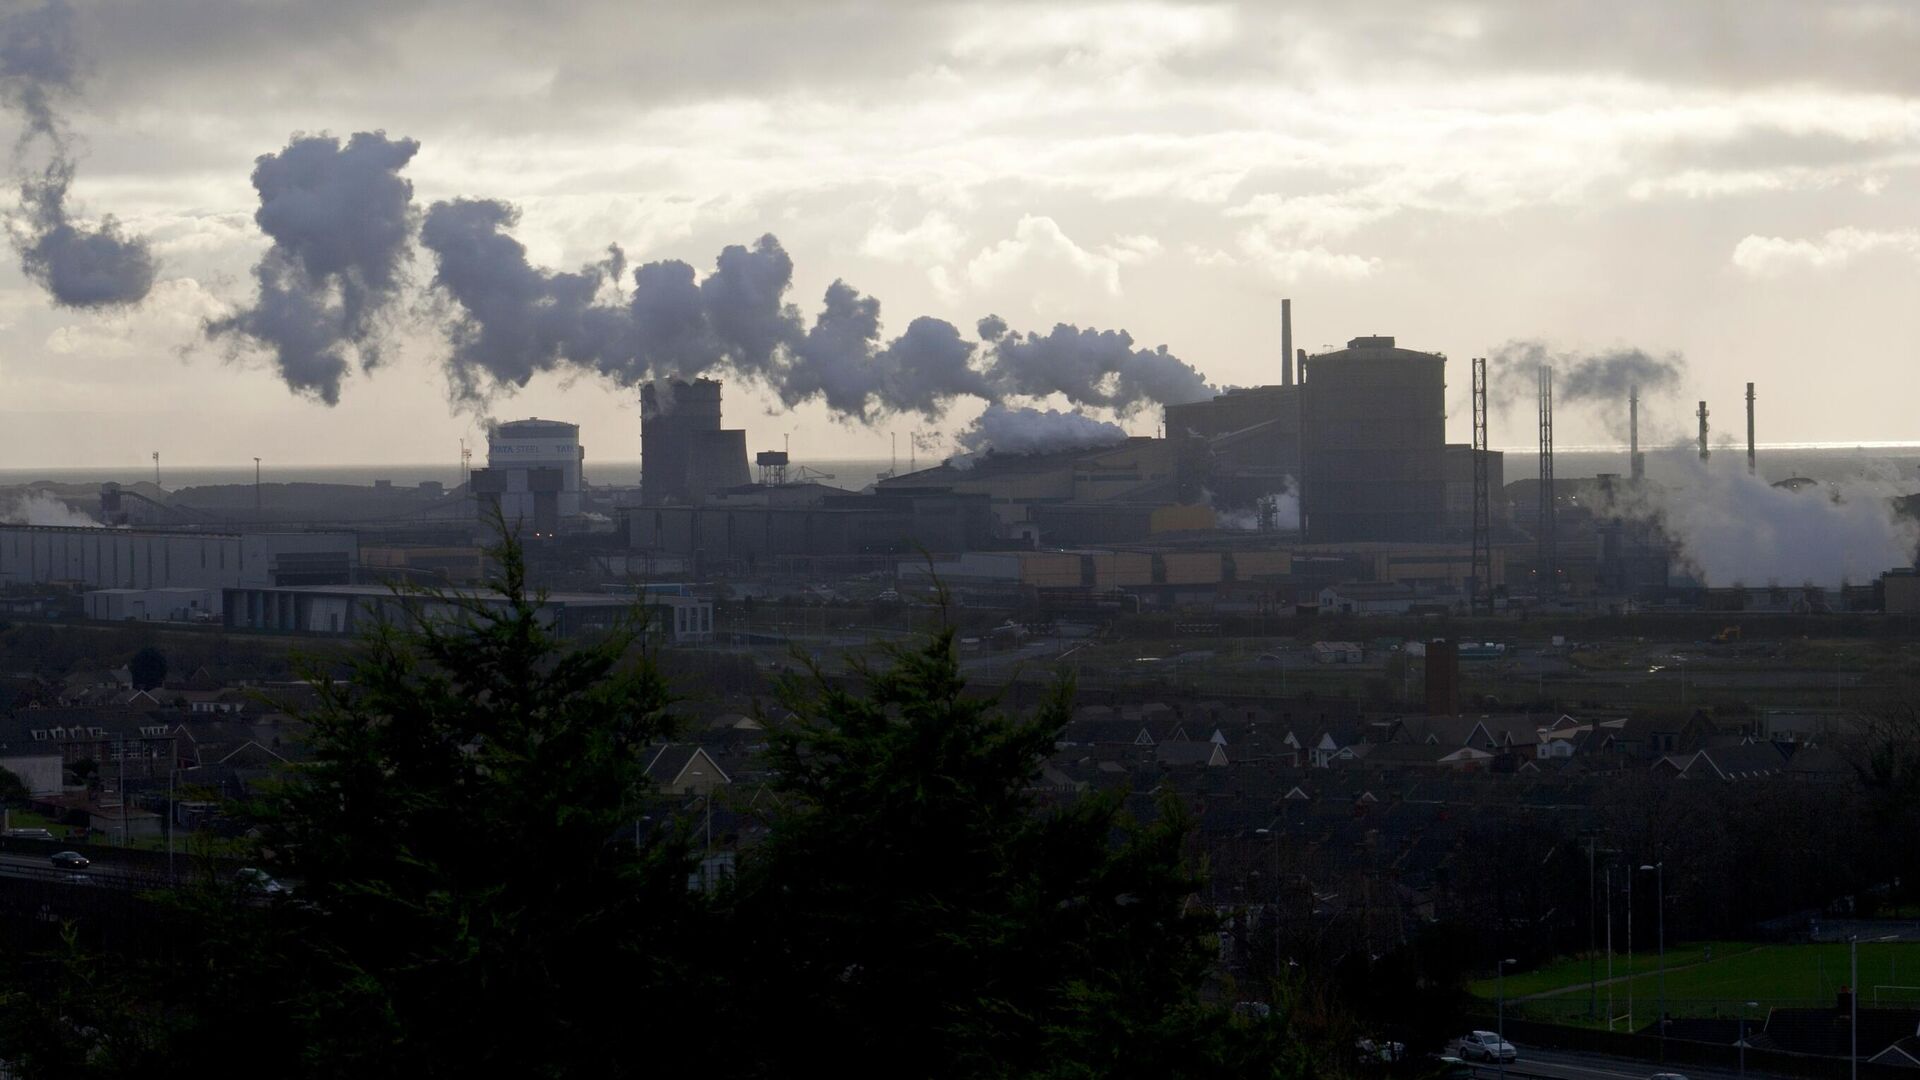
[1473,942,1920,1028]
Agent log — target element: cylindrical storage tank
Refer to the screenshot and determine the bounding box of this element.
[1302,336,1446,541]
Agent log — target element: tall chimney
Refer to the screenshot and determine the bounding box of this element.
[1746,382,1756,476]
[1629,385,1643,482]
[1697,400,1710,462]
[1281,298,1293,385]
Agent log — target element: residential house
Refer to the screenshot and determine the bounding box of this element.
[645,744,730,795]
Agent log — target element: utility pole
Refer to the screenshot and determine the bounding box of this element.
[1537,366,1556,598]
[1643,861,1666,1058]
[1587,838,1597,1019]
[1471,357,1492,614]
[117,739,126,848]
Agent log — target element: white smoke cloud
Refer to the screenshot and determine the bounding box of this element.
[1648,456,1919,586]
[949,403,1128,468]
[1213,482,1301,532]
[1,490,101,527]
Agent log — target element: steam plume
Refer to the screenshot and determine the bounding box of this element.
[207,132,421,404]
[1,489,100,527]
[1645,456,1920,587]
[422,193,1209,429]
[782,281,988,419]
[979,319,1212,413]
[1,0,156,309]
[1488,340,1686,408]
[951,403,1128,465]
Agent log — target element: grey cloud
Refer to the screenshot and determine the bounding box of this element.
[207,131,420,404]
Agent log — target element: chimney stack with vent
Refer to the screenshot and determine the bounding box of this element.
[1629,386,1643,482]
[1281,298,1294,385]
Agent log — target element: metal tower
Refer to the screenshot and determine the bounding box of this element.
[1746,383,1756,475]
[1472,357,1492,614]
[1538,366,1556,597]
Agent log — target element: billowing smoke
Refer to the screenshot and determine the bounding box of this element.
[781,281,989,420]
[1,490,100,527]
[978,317,1212,414]
[1212,482,1301,532]
[207,132,421,405]
[422,202,816,405]
[1629,455,1919,587]
[423,198,1198,427]
[1,0,156,309]
[12,157,154,306]
[1488,340,1688,439]
[950,404,1128,467]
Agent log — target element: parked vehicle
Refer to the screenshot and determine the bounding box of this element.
[1457,1031,1516,1062]
[1354,1036,1406,1063]
[236,867,289,896]
[4,828,56,840]
[49,851,89,870]
[1429,1055,1475,1078]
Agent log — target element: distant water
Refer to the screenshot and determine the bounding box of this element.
[1499,445,1920,488]
[0,459,901,493]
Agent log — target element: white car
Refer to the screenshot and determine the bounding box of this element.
[1458,1031,1517,1062]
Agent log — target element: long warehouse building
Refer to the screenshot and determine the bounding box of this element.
[0,525,359,612]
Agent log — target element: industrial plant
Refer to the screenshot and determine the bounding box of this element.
[2,299,1916,634]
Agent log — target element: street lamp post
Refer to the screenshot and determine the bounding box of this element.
[1497,957,1517,1080]
[1852,935,1898,1080]
[1740,999,1757,1076]
[1256,826,1280,978]
[1641,862,1666,1058]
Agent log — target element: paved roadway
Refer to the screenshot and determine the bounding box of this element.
[0,851,165,890]
[1459,1046,1785,1080]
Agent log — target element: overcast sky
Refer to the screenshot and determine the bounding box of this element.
[2,0,1917,470]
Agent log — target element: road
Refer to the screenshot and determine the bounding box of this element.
[0,852,168,890]
[1459,1046,1785,1080]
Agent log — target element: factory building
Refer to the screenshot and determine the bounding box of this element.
[876,436,1207,539]
[1166,384,1302,508]
[470,418,584,535]
[0,525,358,614]
[224,584,713,643]
[1443,444,1507,537]
[640,379,751,505]
[630,488,995,567]
[1300,336,1447,542]
[1162,333,1450,543]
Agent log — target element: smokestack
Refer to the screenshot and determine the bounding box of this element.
[1629,385,1644,482]
[1281,298,1293,385]
[1697,400,1710,462]
[1746,382,1756,476]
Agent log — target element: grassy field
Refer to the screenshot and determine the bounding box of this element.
[1472,942,1920,1028]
